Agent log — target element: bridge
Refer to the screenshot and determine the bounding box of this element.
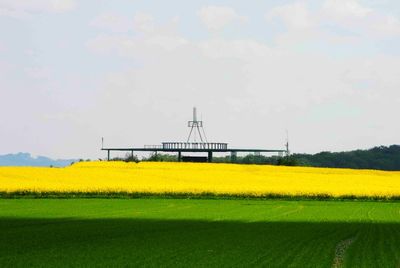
[102,142,287,162]
[101,107,288,162]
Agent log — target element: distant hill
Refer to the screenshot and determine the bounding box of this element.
[294,145,400,171]
[0,153,77,167]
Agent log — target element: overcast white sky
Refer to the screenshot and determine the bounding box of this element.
[1,0,399,159]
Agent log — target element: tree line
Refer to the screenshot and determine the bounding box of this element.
[111,145,400,171]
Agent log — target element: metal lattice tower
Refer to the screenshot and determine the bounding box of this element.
[187,107,208,143]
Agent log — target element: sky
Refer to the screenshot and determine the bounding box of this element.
[0,0,399,159]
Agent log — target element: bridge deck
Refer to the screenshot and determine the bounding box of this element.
[101,148,286,153]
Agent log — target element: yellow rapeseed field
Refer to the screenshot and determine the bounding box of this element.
[1,161,400,198]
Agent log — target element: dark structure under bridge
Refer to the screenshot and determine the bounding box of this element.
[101,107,289,162]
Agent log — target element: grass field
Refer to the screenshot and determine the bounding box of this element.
[1,198,399,267]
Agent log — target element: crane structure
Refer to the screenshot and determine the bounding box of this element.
[187,107,207,143]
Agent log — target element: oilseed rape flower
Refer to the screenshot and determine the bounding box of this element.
[1,161,400,198]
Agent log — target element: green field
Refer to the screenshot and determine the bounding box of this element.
[1,199,399,267]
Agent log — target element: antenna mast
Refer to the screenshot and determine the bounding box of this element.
[285,130,290,158]
[187,107,208,143]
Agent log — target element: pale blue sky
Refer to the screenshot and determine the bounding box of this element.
[1,0,399,159]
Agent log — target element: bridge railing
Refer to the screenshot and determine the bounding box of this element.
[144,145,163,149]
[162,142,228,150]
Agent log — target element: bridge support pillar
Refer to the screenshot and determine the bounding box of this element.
[178,151,182,162]
[107,150,110,161]
[208,151,213,162]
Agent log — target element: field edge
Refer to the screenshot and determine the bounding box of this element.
[1,191,400,201]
